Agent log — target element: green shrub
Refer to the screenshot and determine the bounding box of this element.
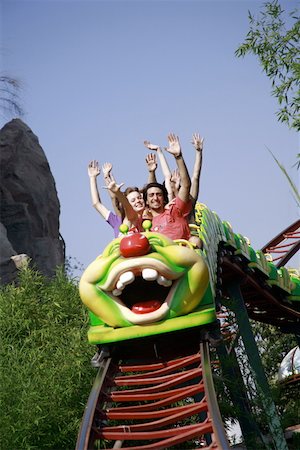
[0,267,95,450]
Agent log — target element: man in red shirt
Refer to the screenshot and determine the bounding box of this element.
[143,133,192,241]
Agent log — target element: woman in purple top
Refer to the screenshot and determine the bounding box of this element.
[88,160,123,238]
[88,161,148,237]
[106,211,122,238]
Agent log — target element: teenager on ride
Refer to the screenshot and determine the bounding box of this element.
[104,173,151,234]
[143,133,192,241]
[88,161,149,236]
[143,133,204,247]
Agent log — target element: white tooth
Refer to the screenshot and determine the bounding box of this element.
[116,271,135,290]
[157,275,172,287]
[119,271,135,285]
[116,280,124,290]
[142,268,158,281]
[112,289,122,296]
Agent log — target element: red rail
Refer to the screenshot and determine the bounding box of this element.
[261,220,300,267]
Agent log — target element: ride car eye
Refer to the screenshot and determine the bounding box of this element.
[105,241,121,256]
[147,236,165,247]
[174,239,195,250]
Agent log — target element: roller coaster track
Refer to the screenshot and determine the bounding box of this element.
[218,220,300,332]
[76,339,230,450]
[77,208,300,449]
[261,219,300,268]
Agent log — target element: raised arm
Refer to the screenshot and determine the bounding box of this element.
[144,140,172,180]
[104,173,138,224]
[144,140,174,201]
[145,153,158,183]
[88,160,110,219]
[190,133,204,203]
[164,133,191,203]
[102,162,122,217]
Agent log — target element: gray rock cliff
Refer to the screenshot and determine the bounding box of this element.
[0,119,65,283]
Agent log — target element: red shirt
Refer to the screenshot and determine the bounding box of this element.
[151,196,192,240]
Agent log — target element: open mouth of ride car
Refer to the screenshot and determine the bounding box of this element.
[115,274,172,313]
[101,260,181,324]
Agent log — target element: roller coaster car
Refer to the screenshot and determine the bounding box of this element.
[79,230,217,345]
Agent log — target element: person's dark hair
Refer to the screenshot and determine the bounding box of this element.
[124,186,140,197]
[143,182,168,206]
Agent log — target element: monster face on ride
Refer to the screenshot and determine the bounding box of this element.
[79,231,210,328]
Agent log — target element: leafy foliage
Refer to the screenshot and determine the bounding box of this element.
[212,308,299,447]
[251,321,297,380]
[235,0,300,132]
[250,321,299,438]
[267,148,300,206]
[0,267,95,450]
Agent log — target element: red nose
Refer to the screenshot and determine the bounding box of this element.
[120,233,151,258]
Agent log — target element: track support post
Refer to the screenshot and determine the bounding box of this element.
[217,341,265,448]
[226,281,288,450]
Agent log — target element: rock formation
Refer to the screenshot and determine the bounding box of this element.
[0,119,65,284]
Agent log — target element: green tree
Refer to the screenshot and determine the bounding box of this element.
[212,310,299,447]
[251,321,299,448]
[235,0,300,132]
[0,267,94,450]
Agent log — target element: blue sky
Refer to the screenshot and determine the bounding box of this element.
[2,0,299,271]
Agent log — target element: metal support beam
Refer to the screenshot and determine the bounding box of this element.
[217,342,264,448]
[226,281,288,450]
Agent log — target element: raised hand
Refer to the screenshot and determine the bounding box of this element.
[103,173,124,194]
[164,133,181,157]
[145,153,157,172]
[191,133,204,152]
[144,140,160,151]
[102,162,113,178]
[171,168,181,191]
[88,160,100,177]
